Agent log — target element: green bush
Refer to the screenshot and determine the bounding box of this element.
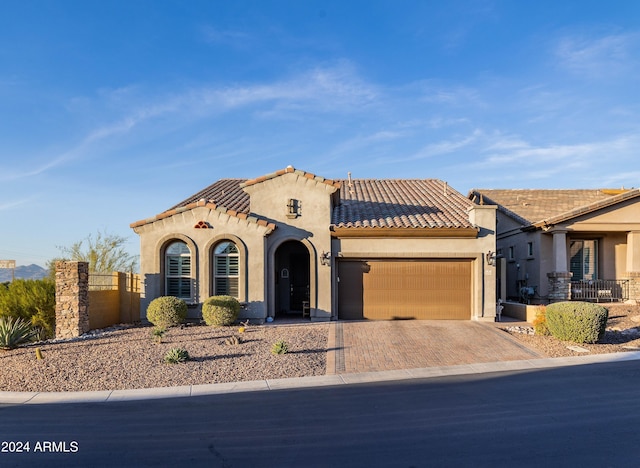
[0,279,55,339]
[164,347,190,364]
[202,296,240,327]
[545,301,608,344]
[146,296,187,328]
[0,316,35,350]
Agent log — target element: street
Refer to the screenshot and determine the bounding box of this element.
[2,360,640,467]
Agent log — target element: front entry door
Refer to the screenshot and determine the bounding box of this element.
[275,241,310,316]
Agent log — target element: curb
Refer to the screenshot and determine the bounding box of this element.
[3,351,640,405]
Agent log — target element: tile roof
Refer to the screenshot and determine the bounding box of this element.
[470,188,638,226]
[332,179,475,229]
[132,168,476,231]
[169,179,249,212]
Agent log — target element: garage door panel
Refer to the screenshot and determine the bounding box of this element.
[339,259,471,320]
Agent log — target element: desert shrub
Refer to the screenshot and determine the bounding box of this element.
[164,347,190,364]
[150,326,166,344]
[0,316,35,350]
[202,296,240,327]
[545,301,608,344]
[271,339,289,355]
[224,335,242,346]
[0,279,55,339]
[532,306,550,336]
[146,296,187,328]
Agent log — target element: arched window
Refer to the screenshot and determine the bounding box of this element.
[165,241,191,300]
[214,241,239,298]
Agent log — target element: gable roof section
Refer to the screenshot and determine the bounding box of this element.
[239,165,341,190]
[470,188,640,227]
[332,179,477,236]
[130,179,271,230]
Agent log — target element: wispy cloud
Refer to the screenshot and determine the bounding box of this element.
[555,32,639,78]
[200,25,252,47]
[402,129,483,161]
[0,197,32,211]
[2,62,379,182]
[453,132,640,188]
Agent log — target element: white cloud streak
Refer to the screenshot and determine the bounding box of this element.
[555,33,639,78]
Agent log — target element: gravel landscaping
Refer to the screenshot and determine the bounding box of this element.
[2,303,639,393]
[0,322,329,393]
[502,303,640,357]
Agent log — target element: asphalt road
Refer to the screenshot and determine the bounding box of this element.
[2,360,640,467]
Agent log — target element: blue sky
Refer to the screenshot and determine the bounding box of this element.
[1,0,639,268]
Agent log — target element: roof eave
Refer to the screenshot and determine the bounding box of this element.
[330,226,479,238]
[532,188,640,229]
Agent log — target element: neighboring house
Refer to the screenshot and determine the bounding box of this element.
[131,166,497,322]
[469,188,640,305]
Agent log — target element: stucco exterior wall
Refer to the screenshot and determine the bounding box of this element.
[134,206,272,320]
[243,172,338,321]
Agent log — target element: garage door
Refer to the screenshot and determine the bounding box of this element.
[338,259,472,320]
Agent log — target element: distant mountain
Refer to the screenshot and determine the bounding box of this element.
[0,264,49,282]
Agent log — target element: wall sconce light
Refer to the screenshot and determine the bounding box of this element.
[320,251,331,266]
[486,250,497,267]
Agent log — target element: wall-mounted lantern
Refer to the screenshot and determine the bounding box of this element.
[320,251,331,266]
[486,250,497,267]
[287,198,302,219]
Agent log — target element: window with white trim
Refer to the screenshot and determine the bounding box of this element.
[214,241,239,298]
[165,241,192,300]
[570,240,597,281]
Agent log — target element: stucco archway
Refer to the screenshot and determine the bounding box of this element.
[274,240,310,317]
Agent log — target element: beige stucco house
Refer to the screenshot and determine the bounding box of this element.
[469,188,640,305]
[131,166,497,322]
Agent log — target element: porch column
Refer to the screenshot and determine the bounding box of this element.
[547,229,571,302]
[625,231,640,303]
[552,229,568,272]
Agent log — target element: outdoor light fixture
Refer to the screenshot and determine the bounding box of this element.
[486,250,497,267]
[320,251,331,266]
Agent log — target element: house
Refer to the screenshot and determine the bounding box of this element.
[468,188,640,305]
[131,166,497,322]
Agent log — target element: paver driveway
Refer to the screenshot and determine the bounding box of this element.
[326,320,541,374]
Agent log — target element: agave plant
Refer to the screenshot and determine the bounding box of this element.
[0,316,35,350]
[163,347,190,364]
[270,339,289,355]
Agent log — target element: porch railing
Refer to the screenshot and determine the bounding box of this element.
[570,279,629,302]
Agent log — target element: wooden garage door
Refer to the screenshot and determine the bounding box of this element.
[338,259,472,320]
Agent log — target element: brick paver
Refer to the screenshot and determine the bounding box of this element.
[330,320,541,374]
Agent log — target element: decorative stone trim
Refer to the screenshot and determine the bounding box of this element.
[55,261,90,339]
[547,271,572,303]
[625,271,640,304]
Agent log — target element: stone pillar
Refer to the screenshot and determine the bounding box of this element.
[624,232,640,303]
[55,261,90,339]
[625,272,640,304]
[547,271,572,303]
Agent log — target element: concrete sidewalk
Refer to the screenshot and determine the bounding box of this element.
[3,350,640,405]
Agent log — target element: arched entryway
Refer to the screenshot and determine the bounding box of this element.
[275,240,310,317]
